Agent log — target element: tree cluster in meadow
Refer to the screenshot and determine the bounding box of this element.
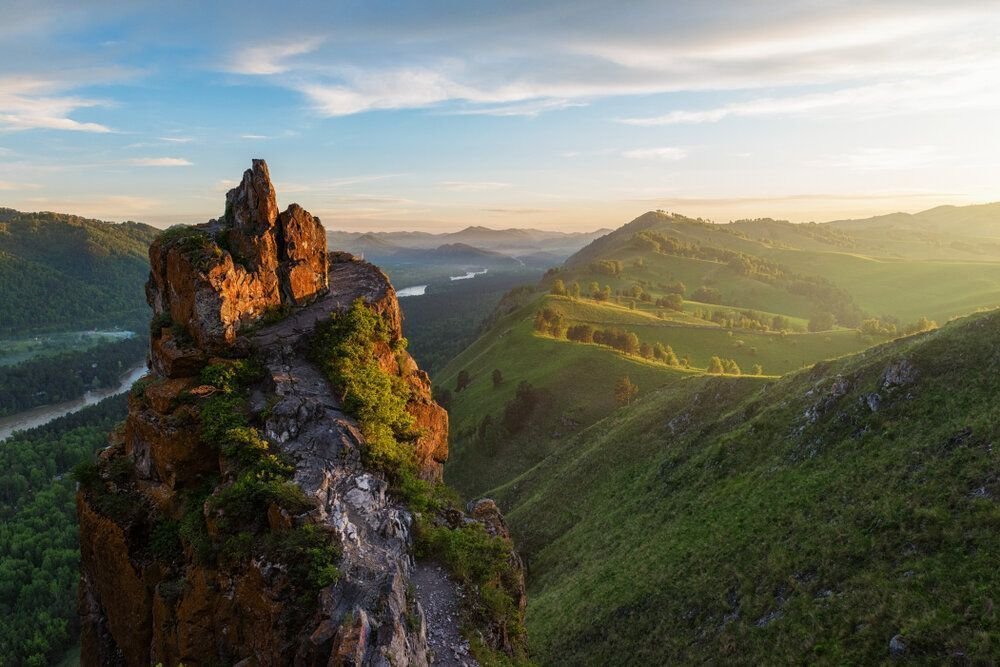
[535,308,684,367]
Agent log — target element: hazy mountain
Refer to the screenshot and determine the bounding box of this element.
[328,225,611,263]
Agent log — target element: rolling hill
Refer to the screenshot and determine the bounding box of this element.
[0,209,160,334]
[498,307,1000,664]
[435,204,1000,662]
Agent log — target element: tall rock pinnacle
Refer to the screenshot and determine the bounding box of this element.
[145,158,329,356]
[224,159,280,274]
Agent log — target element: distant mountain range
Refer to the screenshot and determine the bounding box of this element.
[328,225,612,264]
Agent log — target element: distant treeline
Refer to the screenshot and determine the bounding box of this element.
[0,335,147,417]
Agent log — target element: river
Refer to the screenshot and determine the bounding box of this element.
[0,361,148,442]
[450,268,489,281]
[397,285,428,298]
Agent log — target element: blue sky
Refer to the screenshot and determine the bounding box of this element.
[1,0,999,231]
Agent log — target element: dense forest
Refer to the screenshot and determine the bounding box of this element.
[0,209,158,335]
[0,335,147,416]
[397,272,541,374]
[0,396,128,665]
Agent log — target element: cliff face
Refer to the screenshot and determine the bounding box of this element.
[77,161,521,666]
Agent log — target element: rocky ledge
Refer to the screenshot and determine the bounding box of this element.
[76,161,523,666]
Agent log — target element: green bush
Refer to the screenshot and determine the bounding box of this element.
[416,519,526,653]
[265,525,341,592]
[311,299,418,479]
[149,520,181,561]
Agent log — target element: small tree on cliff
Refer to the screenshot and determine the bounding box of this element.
[550,279,567,296]
[456,370,471,392]
[614,376,639,406]
[492,368,504,388]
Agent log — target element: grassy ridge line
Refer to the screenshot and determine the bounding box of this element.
[494,309,1000,664]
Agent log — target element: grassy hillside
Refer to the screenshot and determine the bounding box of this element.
[496,308,999,664]
[562,209,1000,324]
[435,205,1000,663]
[437,291,697,496]
[0,209,159,334]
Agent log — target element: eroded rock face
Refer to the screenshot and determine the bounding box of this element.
[145,159,328,357]
[77,162,520,666]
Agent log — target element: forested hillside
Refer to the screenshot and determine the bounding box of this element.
[0,209,159,334]
[0,397,128,665]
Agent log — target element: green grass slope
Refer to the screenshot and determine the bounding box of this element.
[492,309,1000,664]
[0,209,159,334]
[562,209,1000,324]
[437,285,871,498]
[437,292,698,496]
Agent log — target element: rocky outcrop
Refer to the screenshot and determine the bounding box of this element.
[145,159,328,355]
[77,161,521,666]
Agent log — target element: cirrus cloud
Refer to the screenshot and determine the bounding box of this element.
[128,157,193,167]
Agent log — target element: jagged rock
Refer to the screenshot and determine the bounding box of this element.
[468,499,510,539]
[278,203,329,303]
[829,375,851,397]
[149,331,208,378]
[76,162,517,667]
[225,158,280,273]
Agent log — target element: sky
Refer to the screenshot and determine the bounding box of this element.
[1,0,999,232]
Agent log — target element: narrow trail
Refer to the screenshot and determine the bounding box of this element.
[413,563,479,667]
[251,254,473,664]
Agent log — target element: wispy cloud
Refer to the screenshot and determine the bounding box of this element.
[622,147,687,161]
[0,77,113,133]
[159,136,192,143]
[128,157,193,167]
[449,99,587,117]
[217,3,1000,121]
[619,67,1000,126]
[227,37,325,75]
[437,181,510,192]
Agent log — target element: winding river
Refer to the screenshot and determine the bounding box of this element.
[0,361,148,442]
